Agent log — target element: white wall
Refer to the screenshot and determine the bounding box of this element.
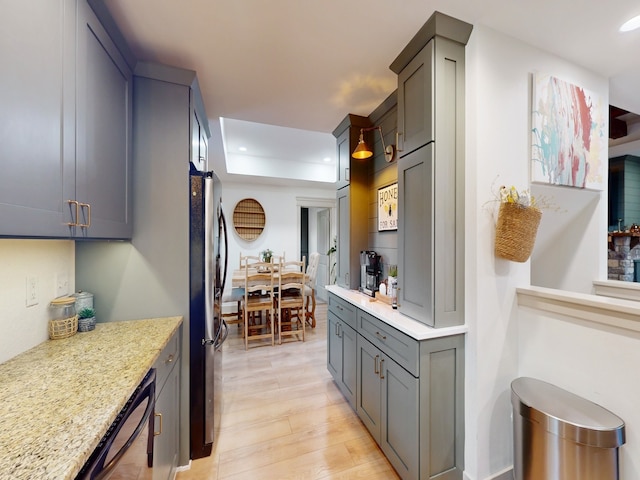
[465,25,609,480]
[518,308,640,478]
[0,239,75,363]
[222,181,335,299]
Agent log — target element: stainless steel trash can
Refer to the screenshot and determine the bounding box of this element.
[511,377,625,480]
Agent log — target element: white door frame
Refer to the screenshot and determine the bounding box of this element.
[296,196,336,300]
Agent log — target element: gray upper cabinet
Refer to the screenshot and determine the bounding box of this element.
[334,115,370,290]
[391,12,472,328]
[397,42,433,157]
[191,108,208,172]
[0,0,71,237]
[334,114,370,190]
[75,0,133,238]
[0,0,132,239]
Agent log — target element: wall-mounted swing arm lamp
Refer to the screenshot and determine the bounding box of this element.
[351,126,399,163]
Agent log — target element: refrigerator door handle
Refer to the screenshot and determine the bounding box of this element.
[215,319,229,349]
[219,206,229,293]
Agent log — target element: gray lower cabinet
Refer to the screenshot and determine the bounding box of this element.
[327,292,464,480]
[357,335,419,479]
[0,0,132,239]
[327,311,357,408]
[327,294,358,407]
[153,327,181,480]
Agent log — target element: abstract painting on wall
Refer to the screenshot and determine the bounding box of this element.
[531,73,606,190]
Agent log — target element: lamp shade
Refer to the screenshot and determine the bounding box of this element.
[352,133,373,159]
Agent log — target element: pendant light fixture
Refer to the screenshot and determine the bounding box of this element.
[351,126,397,162]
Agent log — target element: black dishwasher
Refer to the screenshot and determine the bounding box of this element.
[76,368,156,480]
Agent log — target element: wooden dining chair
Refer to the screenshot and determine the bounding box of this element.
[221,253,258,332]
[277,256,306,344]
[243,260,275,349]
[304,252,320,328]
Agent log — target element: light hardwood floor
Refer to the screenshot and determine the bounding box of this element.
[177,302,400,480]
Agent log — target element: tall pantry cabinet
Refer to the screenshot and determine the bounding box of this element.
[0,0,133,239]
[333,114,371,290]
[390,12,472,328]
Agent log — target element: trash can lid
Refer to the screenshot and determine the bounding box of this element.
[511,377,625,448]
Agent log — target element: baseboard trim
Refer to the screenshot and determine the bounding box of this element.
[464,466,513,480]
[175,460,192,472]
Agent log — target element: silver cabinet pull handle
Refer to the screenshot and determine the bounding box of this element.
[374,355,379,374]
[375,331,387,341]
[379,359,385,379]
[67,200,79,226]
[165,354,174,364]
[396,132,404,153]
[154,412,163,436]
[78,202,91,228]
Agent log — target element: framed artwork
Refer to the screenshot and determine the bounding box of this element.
[378,183,398,231]
[531,73,606,190]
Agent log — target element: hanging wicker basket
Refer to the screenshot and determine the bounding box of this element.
[495,202,542,262]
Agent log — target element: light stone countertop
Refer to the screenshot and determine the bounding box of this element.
[326,285,467,340]
[0,316,183,480]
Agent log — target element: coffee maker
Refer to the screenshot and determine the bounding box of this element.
[360,250,381,297]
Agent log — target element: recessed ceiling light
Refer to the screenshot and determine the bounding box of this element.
[620,14,640,32]
[238,146,247,152]
[323,157,331,162]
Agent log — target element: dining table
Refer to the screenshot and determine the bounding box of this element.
[230,266,314,327]
[230,266,308,288]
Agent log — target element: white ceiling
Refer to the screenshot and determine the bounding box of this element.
[103,0,640,185]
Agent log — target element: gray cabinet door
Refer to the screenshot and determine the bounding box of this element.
[0,0,73,237]
[327,311,343,382]
[356,335,382,441]
[397,41,433,157]
[335,126,350,190]
[327,310,357,408]
[75,0,133,239]
[341,321,357,408]
[398,143,434,325]
[336,187,351,288]
[154,361,180,480]
[381,354,419,480]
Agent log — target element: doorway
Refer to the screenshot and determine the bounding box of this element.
[297,197,336,303]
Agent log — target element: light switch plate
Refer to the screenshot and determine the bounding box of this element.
[56,273,69,297]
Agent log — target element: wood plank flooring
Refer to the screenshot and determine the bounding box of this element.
[177,302,400,480]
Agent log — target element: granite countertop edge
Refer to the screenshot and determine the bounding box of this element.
[0,316,183,480]
[326,285,467,340]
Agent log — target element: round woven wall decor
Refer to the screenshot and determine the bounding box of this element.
[232,198,265,241]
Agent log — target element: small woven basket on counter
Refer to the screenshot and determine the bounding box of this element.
[49,315,78,339]
[495,202,542,262]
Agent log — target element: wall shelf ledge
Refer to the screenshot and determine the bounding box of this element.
[517,285,640,334]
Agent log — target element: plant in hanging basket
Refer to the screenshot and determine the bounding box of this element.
[494,186,542,262]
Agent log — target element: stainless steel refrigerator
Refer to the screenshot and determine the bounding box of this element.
[189,166,229,458]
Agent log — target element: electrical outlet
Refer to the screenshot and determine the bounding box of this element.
[26,276,38,307]
[56,273,69,296]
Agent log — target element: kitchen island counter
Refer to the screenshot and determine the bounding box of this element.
[0,316,183,480]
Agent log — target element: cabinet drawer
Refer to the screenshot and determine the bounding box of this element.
[357,310,419,376]
[154,329,181,396]
[328,293,357,329]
